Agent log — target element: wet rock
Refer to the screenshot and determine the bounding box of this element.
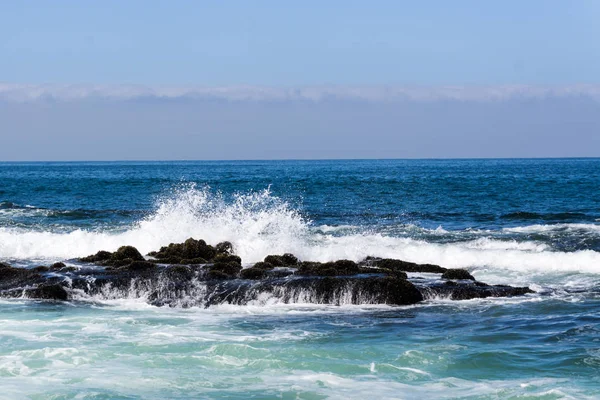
[26,284,68,301]
[240,267,267,280]
[416,281,534,301]
[213,254,242,265]
[441,269,475,281]
[206,262,242,280]
[33,266,50,272]
[50,262,67,270]
[215,241,234,255]
[368,258,447,274]
[25,239,534,307]
[80,250,112,263]
[296,260,359,276]
[164,265,195,281]
[79,246,144,267]
[264,253,299,267]
[252,261,276,270]
[123,261,157,272]
[178,258,207,265]
[113,246,145,262]
[0,263,40,289]
[146,238,232,265]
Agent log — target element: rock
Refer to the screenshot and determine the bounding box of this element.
[50,262,67,270]
[26,284,68,301]
[252,261,276,270]
[113,246,145,262]
[264,253,299,267]
[79,246,144,267]
[164,265,194,281]
[80,250,112,263]
[213,254,242,265]
[441,269,475,280]
[178,257,208,265]
[274,276,423,305]
[33,266,50,272]
[0,263,40,289]
[146,238,219,264]
[206,262,242,280]
[124,261,156,272]
[38,239,534,307]
[215,241,234,255]
[367,258,447,274]
[296,260,359,276]
[240,267,267,280]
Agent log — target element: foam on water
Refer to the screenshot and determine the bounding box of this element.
[0,185,599,281]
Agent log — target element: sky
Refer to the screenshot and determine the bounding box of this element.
[0,1,599,160]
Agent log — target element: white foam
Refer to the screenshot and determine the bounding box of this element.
[0,186,599,279]
[504,223,600,233]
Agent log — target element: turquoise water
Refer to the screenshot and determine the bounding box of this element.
[1,159,599,399]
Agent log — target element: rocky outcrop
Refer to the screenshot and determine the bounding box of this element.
[0,238,534,306]
[442,269,476,281]
[145,238,235,265]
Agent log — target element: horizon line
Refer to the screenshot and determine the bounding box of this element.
[1,157,599,163]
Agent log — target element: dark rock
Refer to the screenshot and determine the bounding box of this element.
[441,269,475,280]
[33,266,50,272]
[80,246,144,267]
[213,254,242,265]
[240,267,267,280]
[50,262,67,270]
[0,263,40,289]
[113,246,145,262]
[206,262,242,279]
[206,270,233,280]
[124,261,157,272]
[1,239,534,308]
[252,261,276,270]
[215,241,234,255]
[389,270,409,280]
[164,265,194,281]
[80,250,112,263]
[262,276,423,306]
[178,257,208,265]
[296,260,359,276]
[264,253,299,267]
[26,284,68,301]
[369,258,447,274]
[415,281,534,301]
[148,238,217,263]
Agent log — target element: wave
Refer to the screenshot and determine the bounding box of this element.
[0,185,599,278]
[0,201,139,221]
[504,223,600,234]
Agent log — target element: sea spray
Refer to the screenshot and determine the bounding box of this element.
[1,184,600,283]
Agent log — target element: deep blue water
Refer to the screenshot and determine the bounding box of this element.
[0,159,599,399]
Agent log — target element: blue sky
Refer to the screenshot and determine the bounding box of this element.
[1,1,599,160]
[2,0,599,85]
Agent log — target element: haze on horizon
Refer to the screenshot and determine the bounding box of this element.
[1,1,599,161]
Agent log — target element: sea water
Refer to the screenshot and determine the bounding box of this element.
[0,159,599,399]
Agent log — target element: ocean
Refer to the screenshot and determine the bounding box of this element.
[0,158,599,399]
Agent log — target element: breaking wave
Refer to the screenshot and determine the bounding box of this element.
[0,185,599,278]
